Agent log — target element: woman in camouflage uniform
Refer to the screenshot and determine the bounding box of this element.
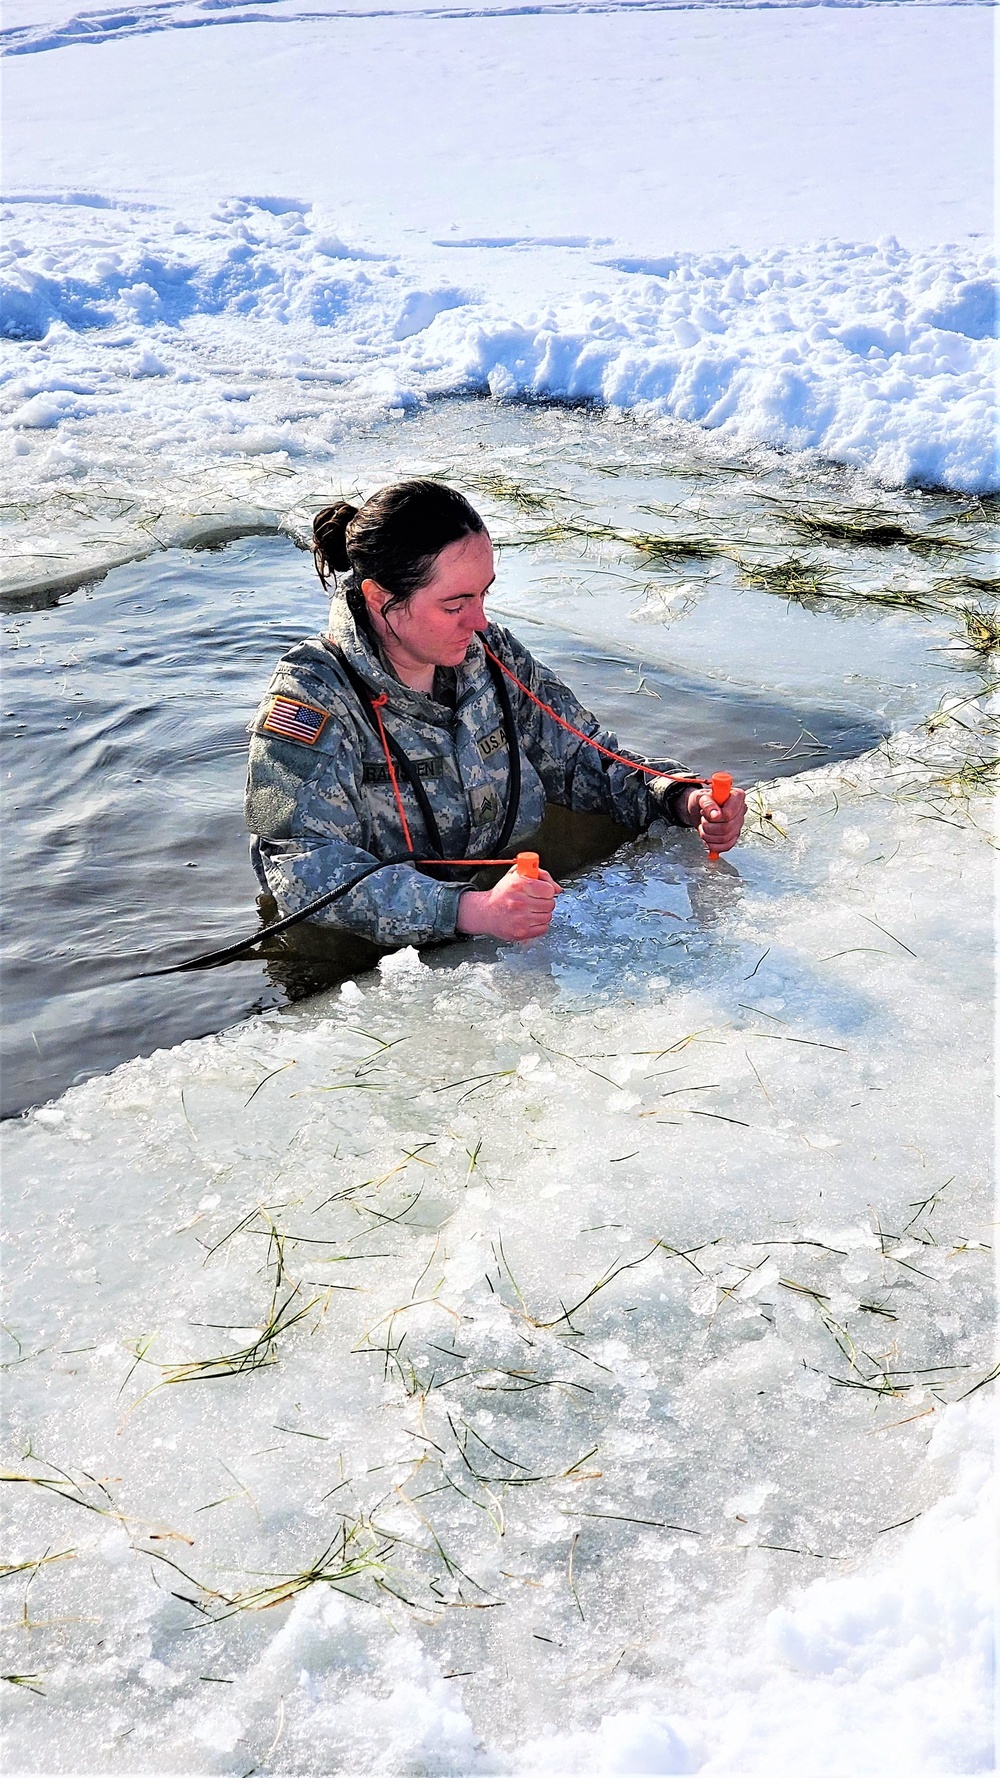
[245,482,745,950]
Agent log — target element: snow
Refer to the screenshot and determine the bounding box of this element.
[2,3,997,500]
[3,0,992,255]
[3,211,995,490]
[518,1401,995,1776]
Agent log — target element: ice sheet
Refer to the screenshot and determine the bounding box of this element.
[1,712,995,1772]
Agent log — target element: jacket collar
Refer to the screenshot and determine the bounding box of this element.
[324,593,490,726]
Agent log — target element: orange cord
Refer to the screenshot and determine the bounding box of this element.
[419,856,541,869]
[369,647,730,865]
[370,692,414,852]
[481,641,700,787]
[368,711,545,877]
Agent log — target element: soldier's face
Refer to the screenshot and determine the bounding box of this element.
[371,530,496,669]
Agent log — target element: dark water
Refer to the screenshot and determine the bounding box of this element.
[2,534,887,1117]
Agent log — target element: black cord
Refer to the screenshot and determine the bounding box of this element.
[324,644,450,862]
[143,855,415,977]
[150,639,573,979]
[325,641,522,875]
[485,648,521,853]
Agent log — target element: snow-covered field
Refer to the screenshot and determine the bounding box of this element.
[1,1,997,1772]
[2,0,996,538]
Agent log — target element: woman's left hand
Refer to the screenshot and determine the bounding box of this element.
[678,783,747,853]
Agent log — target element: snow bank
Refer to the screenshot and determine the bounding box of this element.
[518,1402,996,1775]
[3,0,994,493]
[2,200,996,491]
[421,243,998,488]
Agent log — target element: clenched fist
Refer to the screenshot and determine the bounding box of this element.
[677,783,747,854]
[457,862,563,942]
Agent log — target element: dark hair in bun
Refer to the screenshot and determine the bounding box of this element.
[312,501,356,583]
[312,480,486,636]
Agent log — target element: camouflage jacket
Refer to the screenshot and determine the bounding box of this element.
[244,599,692,946]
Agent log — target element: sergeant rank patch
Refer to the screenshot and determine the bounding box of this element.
[262,696,330,745]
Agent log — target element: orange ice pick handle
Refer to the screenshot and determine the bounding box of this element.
[706,773,733,861]
[515,852,540,878]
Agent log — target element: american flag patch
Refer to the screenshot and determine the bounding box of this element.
[262,696,330,745]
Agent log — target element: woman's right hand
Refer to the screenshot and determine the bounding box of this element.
[456,862,563,941]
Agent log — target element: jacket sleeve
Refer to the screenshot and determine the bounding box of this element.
[245,708,465,947]
[487,625,698,830]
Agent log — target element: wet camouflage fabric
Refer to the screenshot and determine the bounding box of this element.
[244,598,692,946]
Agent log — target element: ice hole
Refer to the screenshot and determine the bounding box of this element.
[0,527,884,1118]
[3,400,993,1118]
